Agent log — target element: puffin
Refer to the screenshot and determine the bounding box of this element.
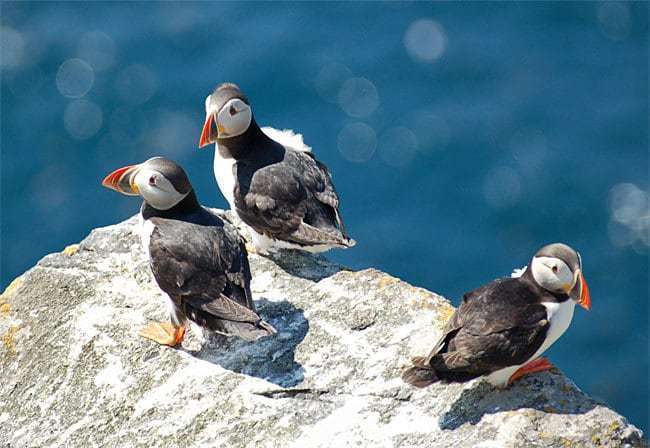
[402,243,591,388]
[198,82,355,254]
[102,157,276,346]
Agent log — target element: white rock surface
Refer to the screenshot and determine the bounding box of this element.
[0,213,644,447]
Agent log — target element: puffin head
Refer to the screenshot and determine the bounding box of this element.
[530,243,591,310]
[199,82,253,147]
[102,157,193,210]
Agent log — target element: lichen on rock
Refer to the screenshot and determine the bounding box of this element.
[0,212,644,447]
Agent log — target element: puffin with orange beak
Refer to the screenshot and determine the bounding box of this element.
[402,243,591,388]
[102,157,276,346]
[198,82,355,254]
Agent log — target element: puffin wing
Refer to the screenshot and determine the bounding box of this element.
[147,217,260,324]
[235,150,353,246]
[300,151,349,234]
[183,294,262,324]
[422,279,550,378]
[216,219,256,311]
[418,282,497,362]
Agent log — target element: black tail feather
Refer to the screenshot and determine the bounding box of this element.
[402,365,439,388]
[221,319,277,342]
[257,319,277,336]
[411,356,429,367]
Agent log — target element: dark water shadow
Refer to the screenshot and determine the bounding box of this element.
[438,372,599,430]
[191,298,309,387]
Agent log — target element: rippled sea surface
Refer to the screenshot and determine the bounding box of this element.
[1,2,648,431]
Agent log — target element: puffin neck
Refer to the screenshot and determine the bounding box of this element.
[141,189,201,220]
[216,118,273,159]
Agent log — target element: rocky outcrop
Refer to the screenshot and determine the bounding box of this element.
[0,212,644,447]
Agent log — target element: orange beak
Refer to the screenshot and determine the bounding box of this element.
[570,270,591,310]
[199,114,218,148]
[577,271,591,310]
[102,164,140,195]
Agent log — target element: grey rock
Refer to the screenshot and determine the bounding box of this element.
[0,212,644,448]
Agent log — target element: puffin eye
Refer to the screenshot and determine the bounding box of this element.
[551,265,558,273]
[149,175,157,186]
[229,105,237,116]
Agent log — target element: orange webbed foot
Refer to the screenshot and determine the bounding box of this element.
[138,322,186,347]
[508,357,554,385]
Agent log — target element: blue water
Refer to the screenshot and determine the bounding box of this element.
[1,2,648,432]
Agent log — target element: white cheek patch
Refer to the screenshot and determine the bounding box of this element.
[531,257,574,293]
[134,169,186,210]
[217,98,252,138]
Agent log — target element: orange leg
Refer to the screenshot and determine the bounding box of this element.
[508,357,554,385]
[138,322,186,347]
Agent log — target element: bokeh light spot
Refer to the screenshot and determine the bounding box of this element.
[115,64,158,105]
[315,62,353,104]
[64,99,103,140]
[607,220,635,248]
[0,26,25,70]
[608,183,649,249]
[378,126,418,168]
[404,19,447,62]
[482,166,522,209]
[337,122,377,163]
[337,77,379,118]
[56,58,94,98]
[77,31,116,72]
[144,110,197,156]
[609,183,647,225]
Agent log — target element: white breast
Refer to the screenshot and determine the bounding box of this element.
[213,144,237,210]
[139,215,155,260]
[534,300,576,358]
[486,299,575,387]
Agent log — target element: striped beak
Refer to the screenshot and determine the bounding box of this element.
[199,114,219,148]
[570,269,591,310]
[102,164,141,196]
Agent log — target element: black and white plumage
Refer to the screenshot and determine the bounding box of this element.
[402,243,591,388]
[102,157,275,345]
[199,82,355,253]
